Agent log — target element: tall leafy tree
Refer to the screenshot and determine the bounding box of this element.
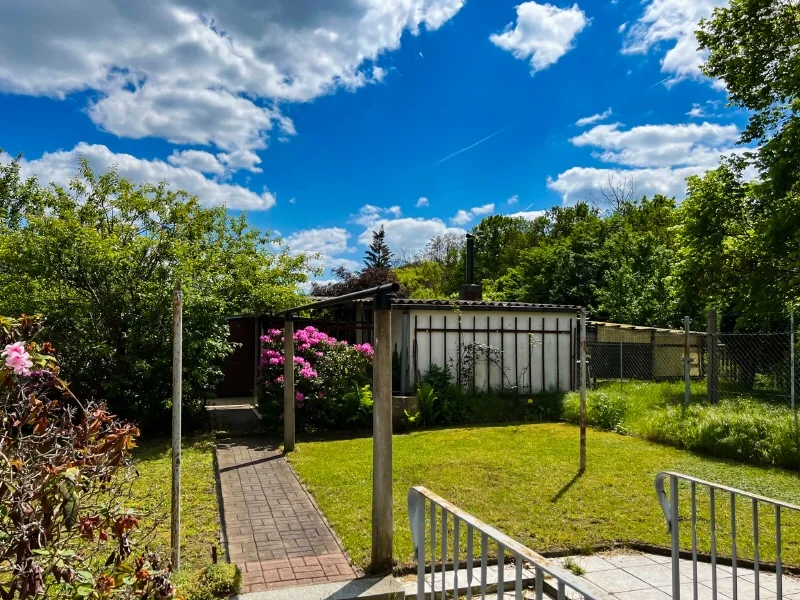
[470,215,543,285]
[698,0,800,197]
[363,225,393,269]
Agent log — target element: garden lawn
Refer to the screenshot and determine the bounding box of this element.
[130,435,221,572]
[288,423,800,571]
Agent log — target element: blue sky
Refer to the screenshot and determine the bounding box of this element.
[0,0,741,280]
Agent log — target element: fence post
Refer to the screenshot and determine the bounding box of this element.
[371,292,393,572]
[619,336,623,393]
[283,316,295,452]
[707,310,719,404]
[580,308,587,472]
[171,279,182,570]
[684,316,691,404]
[650,328,657,382]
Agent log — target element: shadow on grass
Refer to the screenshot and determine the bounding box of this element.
[550,468,584,503]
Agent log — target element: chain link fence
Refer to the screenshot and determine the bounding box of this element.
[585,312,799,407]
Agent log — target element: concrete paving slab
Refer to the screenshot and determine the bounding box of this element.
[557,550,800,600]
[583,568,652,594]
[232,575,403,600]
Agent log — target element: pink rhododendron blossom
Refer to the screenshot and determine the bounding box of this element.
[2,342,32,376]
[275,375,284,384]
[295,392,305,402]
[354,343,374,358]
[299,367,317,379]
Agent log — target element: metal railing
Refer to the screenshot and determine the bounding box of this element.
[655,471,800,600]
[407,486,613,600]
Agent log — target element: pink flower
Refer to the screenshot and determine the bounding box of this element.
[275,375,284,384]
[295,392,305,402]
[354,343,374,359]
[2,342,32,376]
[299,367,318,379]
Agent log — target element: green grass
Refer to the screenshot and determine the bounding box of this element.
[130,435,221,572]
[562,381,800,469]
[288,423,800,570]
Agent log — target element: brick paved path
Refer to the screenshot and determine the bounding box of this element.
[215,437,356,593]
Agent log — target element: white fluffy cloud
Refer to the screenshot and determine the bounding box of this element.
[548,165,708,202]
[4,143,275,209]
[449,203,495,225]
[0,0,464,161]
[570,122,739,168]
[508,210,546,220]
[506,194,519,205]
[490,2,588,75]
[622,0,727,86]
[353,205,465,255]
[549,120,743,201]
[416,196,430,207]
[167,150,225,175]
[575,108,613,127]
[687,103,709,118]
[285,227,359,271]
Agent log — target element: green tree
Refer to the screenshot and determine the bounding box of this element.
[470,215,544,285]
[675,159,800,328]
[698,0,800,198]
[0,154,311,430]
[497,203,607,309]
[363,225,393,269]
[395,233,464,299]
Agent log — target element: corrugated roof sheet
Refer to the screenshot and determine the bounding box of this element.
[391,298,581,311]
[298,296,581,311]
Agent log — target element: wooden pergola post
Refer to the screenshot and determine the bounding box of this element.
[371,290,393,572]
[284,316,295,452]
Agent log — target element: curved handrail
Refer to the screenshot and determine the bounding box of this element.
[408,485,614,600]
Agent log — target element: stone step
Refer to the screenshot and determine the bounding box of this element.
[232,575,405,600]
[400,563,537,598]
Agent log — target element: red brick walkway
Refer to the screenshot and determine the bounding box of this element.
[215,437,356,593]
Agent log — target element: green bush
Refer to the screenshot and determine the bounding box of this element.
[257,327,374,430]
[176,564,241,600]
[200,564,242,598]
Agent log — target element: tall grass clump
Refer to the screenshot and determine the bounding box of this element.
[638,400,800,469]
[563,381,800,470]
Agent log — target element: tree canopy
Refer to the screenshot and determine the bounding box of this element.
[0,154,312,429]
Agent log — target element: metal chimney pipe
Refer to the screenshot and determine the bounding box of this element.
[465,234,474,285]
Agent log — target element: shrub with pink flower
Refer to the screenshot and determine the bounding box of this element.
[258,326,373,429]
[2,341,33,375]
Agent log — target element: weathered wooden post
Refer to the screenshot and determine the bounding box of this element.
[371,290,393,572]
[171,279,182,570]
[284,316,295,452]
[707,310,719,404]
[579,308,587,472]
